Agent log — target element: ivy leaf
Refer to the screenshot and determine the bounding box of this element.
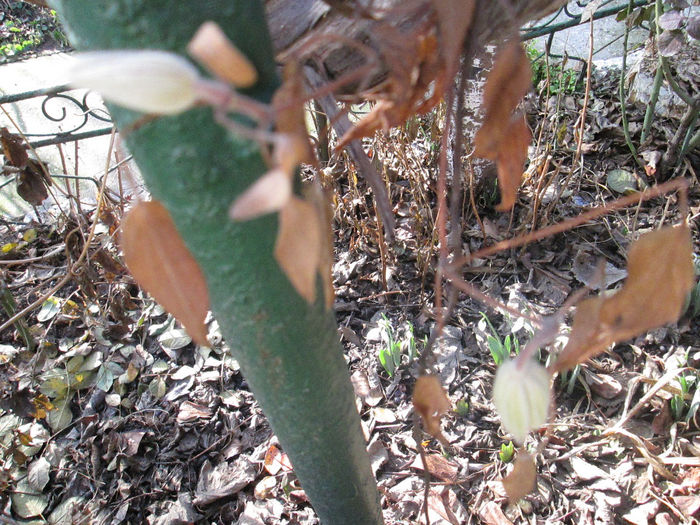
[37,296,61,322]
[47,396,73,433]
[11,478,49,518]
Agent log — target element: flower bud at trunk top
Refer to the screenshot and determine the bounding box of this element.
[492,357,551,444]
[68,50,201,115]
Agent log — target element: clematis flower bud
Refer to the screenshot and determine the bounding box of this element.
[492,357,551,444]
[68,50,201,115]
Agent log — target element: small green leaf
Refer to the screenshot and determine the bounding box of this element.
[149,376,166,399]
[95,364,115,392]
[488,336,504,365]
[158,327,192,350]
[11,478,49,518]
[80,352,102,371]
[152,359,169,373]
[39,369,70,399]
[379,348,395,377]
[27,457,51,491]
[37,296,61,322]
[47,396,73,433]
[391,342,402,368]
[606,169,638,194]
[66,355,84,373]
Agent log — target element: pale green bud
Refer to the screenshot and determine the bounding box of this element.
[68,50,201,115]
[492,358,551,444]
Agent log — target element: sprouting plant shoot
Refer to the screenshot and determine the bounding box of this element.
[671,373,696,421]
[454,399,469,417]
[378,315,421,378]
[480,312,520,366]
[499,441,515,463]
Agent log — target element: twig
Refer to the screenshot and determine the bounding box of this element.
[414,412,432,525]
[640,64,663,144]
[640,0,665,145]
[304,66,395,240]
[613,366,696,429]
[0,245,64,266]
[663,101,699,173]
[449,177,689,270]
[443,271,542,327]
[660,57,695,107]
[618,0,644,168]
[0,128,117,335]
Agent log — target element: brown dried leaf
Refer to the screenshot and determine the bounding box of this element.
[413,375,451,444]
[274,196,322,304]
[336,100,404,151]
[1,127,29,168]
[475,41,531,155]
[229,168,291,221]
[16,159,51,206]
[433,0,476,77]
[411,453,459,483]
[493,114,531,211]
[177,401,213,424]
[121,200,210,346]
[502,452,536,504]
[187,21,257,88]
[478,501,514,525]
[336,32,445,150]
[307,183,335,309]
[553,225,694,373]
[273,63,314,165]
[473,41,532,210]
[264,444,293,475]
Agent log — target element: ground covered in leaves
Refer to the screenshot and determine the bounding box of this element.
[1,27,700,525]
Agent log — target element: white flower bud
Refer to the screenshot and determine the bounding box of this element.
[492,358,551,444]
[68,50,201,115]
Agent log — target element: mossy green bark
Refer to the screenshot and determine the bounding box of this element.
[50,2,383,523]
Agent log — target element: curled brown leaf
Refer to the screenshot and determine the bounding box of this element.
[413,375,451,445]
[502,452,536,504]
[473,40,532,211]
[121,200,210,346]
[553,224,694,373]
[274,196,322,304]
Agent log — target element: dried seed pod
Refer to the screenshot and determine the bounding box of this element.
[229,168,291,221]
[187,21,258,88]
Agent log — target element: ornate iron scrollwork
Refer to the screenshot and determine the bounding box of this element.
[0,84,113,148]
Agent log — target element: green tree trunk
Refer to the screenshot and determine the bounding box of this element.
[50,2,383,522]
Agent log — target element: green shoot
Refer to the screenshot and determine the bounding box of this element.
[499,441,515,463]
[454,399,469,417]
[480,312,520,366]
[672,373,697,421]
[377,315,422,377]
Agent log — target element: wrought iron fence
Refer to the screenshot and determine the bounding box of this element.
[0,84,113,148]
[522,0,652,41]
